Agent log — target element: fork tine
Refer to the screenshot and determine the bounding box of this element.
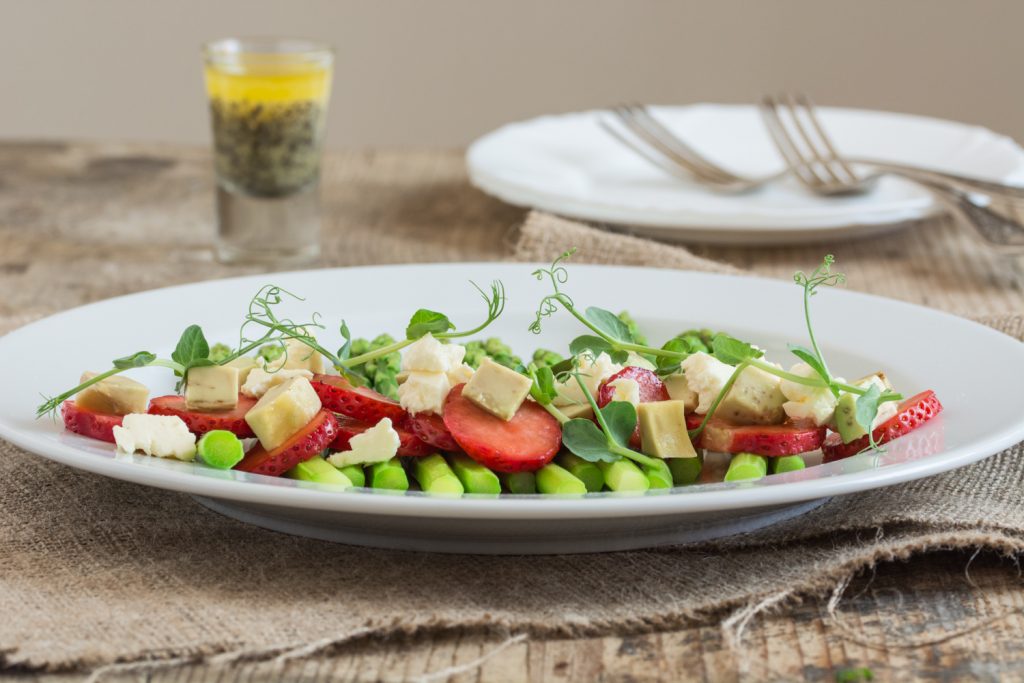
[779,93,850,187]
[610,104,724,183]
[623,103,739,184]
[793,93,859,184]
[759,95,827,189]
[598,117,696,181]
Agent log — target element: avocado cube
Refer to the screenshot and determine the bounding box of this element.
[662,372,698,412]
[717,366,786,425]
[462,357,533,421]
[560,402,594,420]
[185,364,240,412]
[244,377,321,450]
[638,400,698,459]
[76,371,149,415]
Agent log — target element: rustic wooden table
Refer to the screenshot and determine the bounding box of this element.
[2,141,1023,682]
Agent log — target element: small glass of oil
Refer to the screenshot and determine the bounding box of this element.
[203,38,333,265]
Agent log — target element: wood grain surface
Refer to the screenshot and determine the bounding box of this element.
[2,141,1023,682]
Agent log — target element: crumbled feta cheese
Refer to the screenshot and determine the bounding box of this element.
[113,414,197,461]
[553,352,622,407]
[857,375,899,429]
[397,371,452,415]
[607,377,641,407]
[241,368,314,398]
[328,418,401,467]
[447,363,475,386]
[680,352,736,414]
[780,363,843,426]
[401,334,467,375]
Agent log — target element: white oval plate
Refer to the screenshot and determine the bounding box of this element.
[1,264,1022,554]
[467,104,1024,244]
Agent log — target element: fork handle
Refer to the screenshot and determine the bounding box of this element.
[849,158,1024,199]
[903,174,1024,251]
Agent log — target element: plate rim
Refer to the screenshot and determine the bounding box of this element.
[2,262,1023,520]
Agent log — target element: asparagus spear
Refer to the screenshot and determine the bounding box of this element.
[448,453,501,495]
[338,464,366,487]
[286,455,353,488]
[414,454,464,496]
[771,455,806,474]
[598,460,649,492]
[668,456,702,486]
[500,471,537,494]
[368,457,409,491]
[536,463,588,495]
[556,452,604,492]
[724,452,768,482]
[643,459,673,489]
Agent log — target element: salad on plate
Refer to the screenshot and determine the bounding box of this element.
[37,253,943,496]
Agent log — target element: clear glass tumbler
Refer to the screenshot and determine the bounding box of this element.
[203,38,333,265]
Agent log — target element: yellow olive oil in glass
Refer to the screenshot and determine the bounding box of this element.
[204,39,333,265]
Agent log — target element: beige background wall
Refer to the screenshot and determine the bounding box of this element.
[2,0,1022,148]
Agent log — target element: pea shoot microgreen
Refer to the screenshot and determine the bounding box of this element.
[527,250,903,450]
[36,279,507,419]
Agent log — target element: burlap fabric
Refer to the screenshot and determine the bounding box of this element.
[2,203,1023,674]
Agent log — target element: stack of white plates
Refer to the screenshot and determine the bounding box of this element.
[467,104,1024,244]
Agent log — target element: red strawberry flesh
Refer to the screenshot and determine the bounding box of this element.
[700,419,826,456]
[61,401,123,443]
[311,374,407,424]
[235,410,339,477]
[596,366,670,407]
[407,412,461,453]
[822,390,943,462]
[148,394,256,438]
[442,384,561,473]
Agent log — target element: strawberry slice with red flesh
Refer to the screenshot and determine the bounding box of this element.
[148,394,257,438]
[596,366,670,407]
[235,410,339,477]
[596,367,670,448]
[311,374,407,425]
[61,401,123,443]
[408,412,461,453]
[442,384,561,473]
[331,413,433,457]
[700,419,826,456]
[822,390,943,463]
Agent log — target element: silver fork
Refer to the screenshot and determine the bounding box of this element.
[602,100,1024,250]
[760,93,1024,250]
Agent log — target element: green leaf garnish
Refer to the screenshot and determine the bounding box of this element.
[528,364,558,405]
[406,309,455,340]
[336,320,353,361]
[112,351,156,369]
[787,343,830,385]
[561,418,621,463]
[711,334,763,366]
[171,325,211,371]
[599,401,638,448]
[584,306,634,343]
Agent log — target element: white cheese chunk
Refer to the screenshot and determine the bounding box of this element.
[662,372,698,412]
[397,371,451,415]
[244,376,322,451]
[113,414,197,461]
[241,368,314,399]
[553,352,622,407]
[185,365,240,411]
[328,418,401,467]
[401,334,466,375]
[780,363,843,426]
[607,377,641,407]
[679,352,735,414]
[447,363,475,386]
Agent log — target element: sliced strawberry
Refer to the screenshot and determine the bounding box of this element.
[148,394,256,438]
[442,384,561,473]
[408,412,461,452]
[61,401,123,443]
[700,419,826,456]
[686,412,704,431]
[596,367,670,448]
[597,366,670,407]
[331,413,433,457]
[822,390,943,462]
[235,410,339,477]
[311,374,407,424]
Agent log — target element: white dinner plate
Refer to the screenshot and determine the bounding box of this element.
[467,104,1024,244]
[1,264,1023,554]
